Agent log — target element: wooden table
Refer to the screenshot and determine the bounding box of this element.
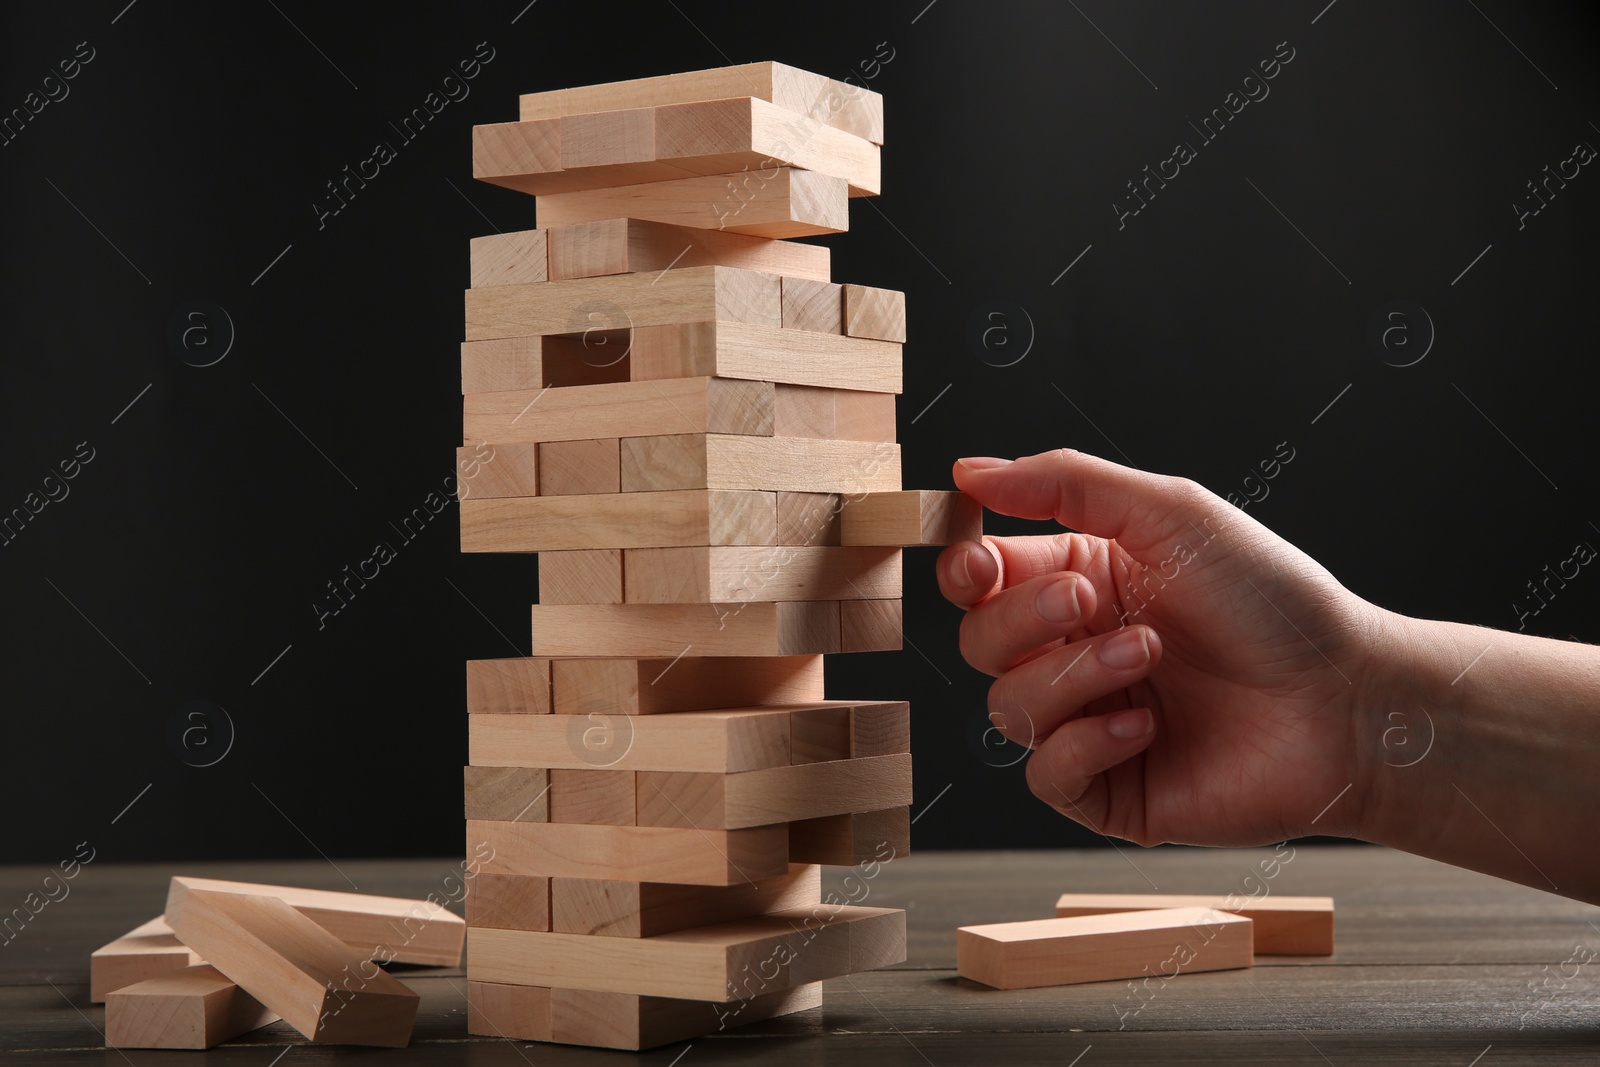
[6,846,1598,1063]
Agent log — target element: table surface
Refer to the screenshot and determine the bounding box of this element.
[5,845,1598,1064]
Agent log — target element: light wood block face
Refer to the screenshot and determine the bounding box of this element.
[559,107,656,170]
[535,167,849,238]
[773,385,896,442]
[551,865,820,938]
[548,982,822,1051]
[635,754,913,829]
[957,908,1255,990]
[464,266,781,342]
[467,980,551,1041]
[466,658,551,715]
[1053,894,1335,956]
[789,807,910,866]
[840,598,903,652]
[551,655,825,715]
[90,917,203,1003]
[468,820,789,886]
[621,433,901,494]
[164,877,466,969]
[840,490,983,547]
[457,443,538,499]
[777,492,842,546]
[529,601,840,657]
[105,965,279,1050]
[469,707,799,772]
[461,338,542,395]
[851,702,911,758]
[842,284,907,342]
[654,97,881,196]
[547,217,830,282]
[781,277,843,334]
[473,118,562,187]
[631,322,902,393]
[464,376,774,447]
[539,549,624,604]
[464,766,550,823]
[464,873,550,932]
[537,438,619,496]
[517,61,884,144]
[790,706,852,764]
[468,904,904,1001]
[470,230,549,288]
[623,546,900,603]
[461,489,777,553]
[550,769,636,825]
[164,889,419,1046]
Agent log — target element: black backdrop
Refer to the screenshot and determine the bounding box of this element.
[3,1,1597,866]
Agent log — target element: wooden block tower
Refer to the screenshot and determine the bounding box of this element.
[456,61,981,1051]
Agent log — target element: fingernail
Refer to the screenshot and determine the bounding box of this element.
[1035,576,1081,624]
[956,546,974,587]
[1106,707,1154,740]
[1098,627,1150,670]
[957,457,1013,470]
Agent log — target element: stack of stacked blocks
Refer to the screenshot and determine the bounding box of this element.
[455,62,981,1050]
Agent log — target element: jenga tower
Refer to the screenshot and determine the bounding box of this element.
[456,62,981,1051]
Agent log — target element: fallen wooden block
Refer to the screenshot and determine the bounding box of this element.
[620,433,901,494]
[465,872,549,932]
[781,277,843,334]
[551,865,819,938]
[538,549,623,604]
[789,807,910,866]
[462,376,775,447]
[635,753,913,829]
[165,889,419,1046]
[466,658,551,714]
[469,230,548,288]
[957,907,1254,990]
[460,489,776,553]
[550,655,824,715]
[546,217,830,282]
[468,904,904,1001]
[631,321,902,393]
[774,384,897,442]
[623,545,900,603]
[529,601,840,657]
[105,964,278,1049]
[456,442,538,499]
[471,706,808,772]
[464,766,550,823]
[841,597,903,652]
[535,167,849,238]
[468,820,788,886]
[1054,893,1335,956]
[90,916,202,1002]
[840,490,982,547]
[537,438,620,496]
[165,877,465,968]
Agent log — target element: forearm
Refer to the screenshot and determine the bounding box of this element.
[1355,610,1600,903]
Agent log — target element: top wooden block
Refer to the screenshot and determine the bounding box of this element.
[517,61,884,145]
[1054,892,1334,956]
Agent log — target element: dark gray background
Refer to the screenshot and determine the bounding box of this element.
[2,1,1595,864]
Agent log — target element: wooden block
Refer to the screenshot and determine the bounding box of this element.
[956,907,1254,990]
[464,376,774,447]
[538,549,623,604]
[165,877,465,968]
[559,107,657,171]
[549,982,822,1051]
[551,655,824,715]
[536,167,849,238]
[636,754,913,829]
[777,492,842,546]
[623,546,899,603]
[164,889,418,1046]
[551,865,819,937]
[461,489,776,553]
[538,331,631,386]
[790,705,852,764]
[774,385,896,442]
[461,338,542,394]
[105,965,278,1050]
[466,981,550,1041]
[550,769,636,825]
[789,807,910,865]
[840,490,983,547]
[547,217,830,282]
[464,873,549,932]
[851,701,911,758]
[90,917,203,1002]
[781,277,842,333]
[470,230,548,288]
[1053,893,1335,956]
[841,598,903,652]
[467,904,903,1000]
[530,601,840,657]
[621,433,900,494]
[468,820,788,886]
[464,766,550,823]
[470,706,799,772]
[536,438,619,496]
[466,658,551,714]
[830,389,898,442]
[472,118,562,187]
[456,443,538,499]
[842,284,906,342]
[631,322,901,393]
[517,61,884,144]
[464,266,781,342]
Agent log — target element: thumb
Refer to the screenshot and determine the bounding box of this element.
[953,449,1223,559]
